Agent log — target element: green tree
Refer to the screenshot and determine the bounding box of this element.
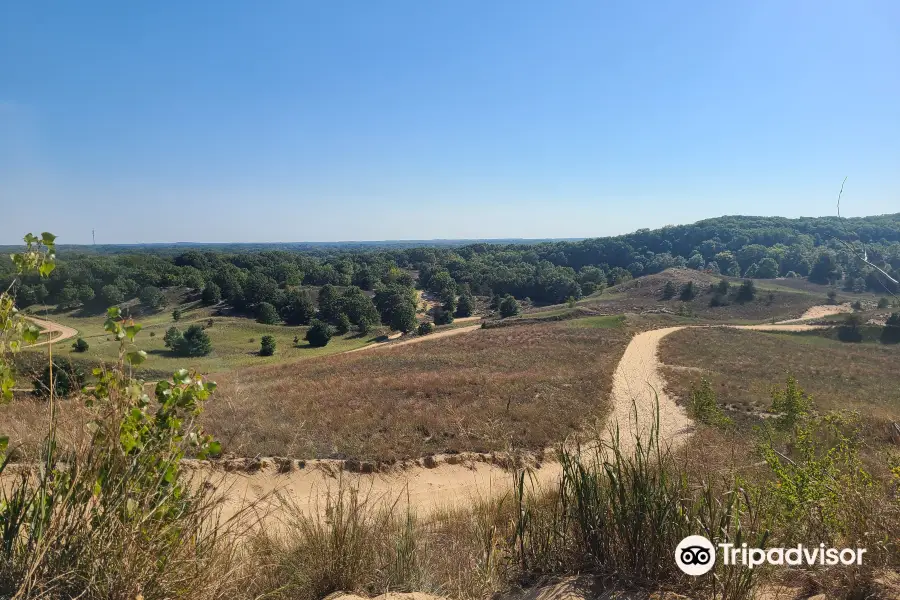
[809,252,842,285]
[72,337,89,352]
[256,301,279,325]
[434,307,453,325]
[455,292,475,317]
[390,300,418,332]
[881,312,900,344]
[735,279,756,303]
[201,282,222,305]
[335,313,351,335]
[877,297,890,309]
[755,257,780,278]
[77,285,95,306]
[661,281,677,300]
[417,322,434,335]
[259,335,276,356]
[173,324,212,357]
[317,284,342,323]
[139,286,165,310]
[164,326,182,349]
[679,281,697,301]
[172,308,182,322]
[281,290,316,325]
[99,284,124,308]
[357,316,375,335]
[305,319,333,347]
[341,287,380,326]
[499,295,520,318]
[34,358,86,399]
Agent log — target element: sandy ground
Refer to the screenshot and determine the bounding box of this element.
[23,316,79,348]
[775,302,852,323]
[19,306,840,522]
[345,324,481,354]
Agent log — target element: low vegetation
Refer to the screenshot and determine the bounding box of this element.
[206,317,630,460]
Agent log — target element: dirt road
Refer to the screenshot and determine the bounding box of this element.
[23,307,845,519]
[24,316,79,348]
[345,324,482,354]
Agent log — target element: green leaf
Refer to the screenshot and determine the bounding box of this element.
[126,350,147,366]
[22,325,40,344]
[39,260,56,277]
[0,436,8,454]
[106,306,121,319]
[40,232,57,245]
[124,324,142,341]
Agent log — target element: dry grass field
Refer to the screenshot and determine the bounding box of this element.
[205,317,631,461]
[660,327,900,440]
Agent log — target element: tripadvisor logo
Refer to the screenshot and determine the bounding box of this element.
[675,536,867,575]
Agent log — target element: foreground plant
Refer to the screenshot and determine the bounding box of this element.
[0,235,235,599]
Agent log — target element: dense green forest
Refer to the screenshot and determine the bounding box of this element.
[4,214,899,329]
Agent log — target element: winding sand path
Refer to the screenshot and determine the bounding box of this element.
[22,305,846,519]
[23,316,79,348]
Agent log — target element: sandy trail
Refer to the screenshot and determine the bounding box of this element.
[24,316,79,348]
[345,324,481,354]
[22,306,844,520]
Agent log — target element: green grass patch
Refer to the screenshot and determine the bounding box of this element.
[566,314,625,328]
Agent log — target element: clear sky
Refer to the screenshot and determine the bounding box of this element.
[1,1,898,244]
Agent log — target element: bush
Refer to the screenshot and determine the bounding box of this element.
[173,324,212,357]
[257,301,279,325]
[433,308,453,325]
[33,358,86,398]
[334,313,351,335]
[827,290,838,305]
[499,296,520,318]
[661,281,677,300]
[735,279,756,303]
[305,319,333,347]
[357,317,375,335]
[164,326,182,349]
[688,378,732,428]
[838,313,864,342]
[881,312,900,344]
[172,308,182,321]
[417,322,434,336]
[679,281,697,301]
[456,293,475,317]
[260,335,276,356]
[709,293,729,307]
[72,337,89,353]
[877,297,890,309]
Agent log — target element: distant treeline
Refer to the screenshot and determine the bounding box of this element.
[4,214,899,319]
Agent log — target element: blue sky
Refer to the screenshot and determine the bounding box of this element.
[1,1,898,244]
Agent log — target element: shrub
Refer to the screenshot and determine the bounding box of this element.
[172,307,182,321]
[688,378,732,428]
[417,322,434,336]
[33,358,86,398]
[661,281,677,300]
[679,281,697,301]
[735,279,756,303]
[164,326,182,349]
[499,296,520,318]
[257,301,279,325]
[305,319,333,347]
[881,312,900,344]
[260,335,276,356]
[72,337,89,352]
[334,313,351,335]
[709,293,729,307]
[433,308,453,325]
[174,324,212,357]
[827,290,838,305]
[455,293,474,317]
[877,297,890,309]
[357,317,375,335]
[851,300,862,310]
[770,375,813,430]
